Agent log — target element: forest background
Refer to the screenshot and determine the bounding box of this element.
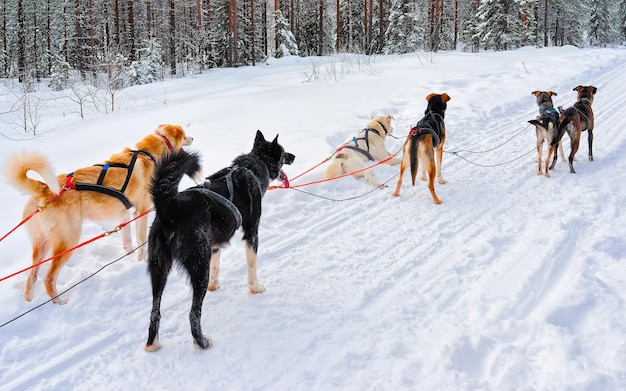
[2,0,626,93]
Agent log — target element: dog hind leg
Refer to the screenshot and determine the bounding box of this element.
[208,248,221,291]
[24,239,49,302]
[568,127,581,174]
[189,275,212,350]
[436,137,447,185]
[145,278,165,352]
[587,129,593,161]
[420,144,442,204]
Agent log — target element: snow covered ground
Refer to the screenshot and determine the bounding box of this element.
[1,46,626,390]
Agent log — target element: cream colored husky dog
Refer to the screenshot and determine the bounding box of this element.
[324,115,400,187]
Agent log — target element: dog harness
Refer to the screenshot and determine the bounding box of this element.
[193,186,243,230]
[410,112,445,148]
[343,120,389,161]
[199,165,268,231]
[560,98,592,130]
[64,150,156,209]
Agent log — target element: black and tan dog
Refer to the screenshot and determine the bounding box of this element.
[392,93,450,204]
[144,130,294,351]
[528,90,565,177]
[556,85,597,173]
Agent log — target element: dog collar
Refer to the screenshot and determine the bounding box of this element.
[375,120,388,135]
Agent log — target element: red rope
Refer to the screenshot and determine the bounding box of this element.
[269,155,393,190]
[0,207,154,283]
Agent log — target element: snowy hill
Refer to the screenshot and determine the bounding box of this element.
[1,47,626,390]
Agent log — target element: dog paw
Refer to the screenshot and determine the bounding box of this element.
[194,336,213,350]
[438,178,448,185]
[52,296,69,305]
[249,283,266,294]
[391,191,400,197]
[208,280,220,291]
[144,341,161,352]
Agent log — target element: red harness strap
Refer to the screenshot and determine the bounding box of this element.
[65,173,76,190]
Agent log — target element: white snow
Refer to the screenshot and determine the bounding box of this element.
[1,46,626,390]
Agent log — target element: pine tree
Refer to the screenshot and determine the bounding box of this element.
[274,9,299,57]
[589,0,615,47]
[621,0,626,42]
[475,0,526,50]
[384,0,422,54]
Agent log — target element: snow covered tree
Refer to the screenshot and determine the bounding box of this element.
[49,55,72,91]
[475,0,527,50]
[620,0,626,42]
[274,9,299,57]
[128,39,164,85]
[384,0,422,54]
[589,0,616,47]
[337,0,365,53]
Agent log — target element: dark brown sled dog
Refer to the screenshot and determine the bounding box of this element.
[392,93,450,204]
[555,85,597,173]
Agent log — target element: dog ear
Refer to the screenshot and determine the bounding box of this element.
[531,91,540,96]
[425,93,435,102]
[573,86,582,92]
[254,130,266,146]
[592,86,598,94]
[272,134,279,145]
[548,91,557,96]
[441,93,451,102]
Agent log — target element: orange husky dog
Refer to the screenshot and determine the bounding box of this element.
[5,124,193,304]
[392,93,450,204]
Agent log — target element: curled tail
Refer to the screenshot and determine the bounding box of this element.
[409,136,420,185]
[151,149,202,223]
[5,151,61,197]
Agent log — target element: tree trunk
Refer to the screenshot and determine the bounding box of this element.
[47,0,51,74]
[336,0,340,51]
[128,0,135,61]
[228,0,238,66]
[543,0,548,47]
[169,0,176,74]
[114,0,120,47]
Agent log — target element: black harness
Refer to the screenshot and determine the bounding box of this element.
[536,101,560,130]
[343,120,389,161]
[65,149,155,209]
[198,165,266,231]
[410,112,445,148]
[561,98,592,130]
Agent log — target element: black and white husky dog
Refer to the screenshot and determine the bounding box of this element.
[144,130,295,351]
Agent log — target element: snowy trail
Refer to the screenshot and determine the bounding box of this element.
[1,48,626,390]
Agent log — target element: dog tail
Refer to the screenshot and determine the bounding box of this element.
[5,151,61,198]
[151,149,202,222]
[409,136,419,185]
[552,115,570,146]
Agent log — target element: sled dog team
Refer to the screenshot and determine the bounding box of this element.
[4,86,597,351]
